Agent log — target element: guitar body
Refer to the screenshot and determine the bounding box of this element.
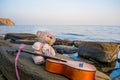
[45,59,96,80]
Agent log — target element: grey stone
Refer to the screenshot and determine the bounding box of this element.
[53,45,78,54]
[0,45,69,80]
[54,38,73,46]
[78,42,119,63]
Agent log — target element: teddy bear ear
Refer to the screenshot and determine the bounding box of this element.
[36,31,42,37]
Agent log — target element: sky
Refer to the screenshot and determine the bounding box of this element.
[0,0,120,25]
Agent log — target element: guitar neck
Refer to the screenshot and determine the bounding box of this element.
[7,49,67,62]
[22,49,67,62]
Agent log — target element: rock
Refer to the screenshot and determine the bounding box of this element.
[0,36,4,40]
[4,33,37,40]
[0,74,5,80]
[73,40,87,47]
[96,70,110,80]
[101,67,117,73]
[54,38,73,46]
[4,33,37,45]
[78,55,115,76]
[0,67,6,80]
[0,71,2,75]
[74,40,120,48]
[12,39,36,45]
[53,45,78,54]
[0,41,111,80]
[0,46,70,80]
[0,40,12,47]
[78,42,119,63]
[0,70,6,80]
[0,18,14,26]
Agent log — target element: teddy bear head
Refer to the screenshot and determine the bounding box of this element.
[36,31,56,45]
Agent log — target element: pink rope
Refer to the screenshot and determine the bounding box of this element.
[15,44,26,80]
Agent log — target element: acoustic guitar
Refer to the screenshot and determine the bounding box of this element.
[7,49,96,80]
[45,58,96,80]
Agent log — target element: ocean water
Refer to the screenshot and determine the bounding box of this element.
[0,25,120,42]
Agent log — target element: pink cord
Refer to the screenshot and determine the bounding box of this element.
[15,44,25,80]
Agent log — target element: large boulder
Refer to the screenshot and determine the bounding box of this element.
[0,18,14,26]
[4,33,37,45]
[78,42,119,63]
[0,45,70,80]
[4,33,37,40]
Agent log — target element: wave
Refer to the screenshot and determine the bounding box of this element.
[63,33,86,37]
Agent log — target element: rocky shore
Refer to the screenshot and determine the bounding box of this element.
[0,33,120,80]
[0,18,15,26]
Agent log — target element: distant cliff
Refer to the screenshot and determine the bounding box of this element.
[0,18,15,26]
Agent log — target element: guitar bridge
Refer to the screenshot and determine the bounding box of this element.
[79,62,83,67]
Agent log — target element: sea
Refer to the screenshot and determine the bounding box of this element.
[0,25,120,79]
[0,25,120,42]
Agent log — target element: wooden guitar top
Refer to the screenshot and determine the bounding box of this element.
[45,59,96,80]
[47,59,96,71]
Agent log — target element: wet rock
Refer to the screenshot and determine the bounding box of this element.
[54,38,73,46]
[78,42,119,63]
[53,45,78,54]
[0,18,14,26]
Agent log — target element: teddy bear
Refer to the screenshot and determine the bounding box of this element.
[36,31,56,45]
[32,31,56,64]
